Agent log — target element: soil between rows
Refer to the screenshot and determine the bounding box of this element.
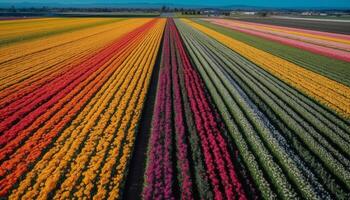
[122,32,164,200]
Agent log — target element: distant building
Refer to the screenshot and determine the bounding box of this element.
[230,11,256,16]
[243,11,256,15]
[203,10,219,16]
[301,12,312,16]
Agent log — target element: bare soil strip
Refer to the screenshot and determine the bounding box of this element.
[122,35,163,200]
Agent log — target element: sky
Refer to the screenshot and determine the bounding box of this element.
[1,0,350,8]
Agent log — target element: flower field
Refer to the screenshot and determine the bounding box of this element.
[0,18,165,198]
[204,18,350,62]
[142,19,251,200]
[0,17,349,199]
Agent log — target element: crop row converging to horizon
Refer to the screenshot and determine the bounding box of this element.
[0,17,349,200]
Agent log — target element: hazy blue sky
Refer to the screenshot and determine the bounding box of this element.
[1,0,350,8]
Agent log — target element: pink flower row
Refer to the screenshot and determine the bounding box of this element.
[209,19,350,52]
[207,19,350,62]
[143,18,248,200]
[144,18,195,200]
[169,19,194,200]
[174,19,247,199]
[208,18,350,40]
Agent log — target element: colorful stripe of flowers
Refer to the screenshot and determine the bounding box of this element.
[0,18,165,197]
[205,18,350,62]
[183,18,350,118]
[1,16,349,200]
[143,18,251,200]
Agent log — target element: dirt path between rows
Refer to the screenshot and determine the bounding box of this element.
[122,36,163,200]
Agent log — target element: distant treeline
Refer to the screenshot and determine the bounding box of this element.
[0,7,160,13]
[0,6,214,13]
[0,6,231,17]
[0,6,349,17]
[0,7,162,17]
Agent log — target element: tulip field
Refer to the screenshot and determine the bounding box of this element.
[0,17,349,200]
[203,18,350,62]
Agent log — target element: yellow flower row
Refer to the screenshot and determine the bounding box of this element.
[0,19,144,89]
[0,18,57,25]
[182,19,350,118]
[93,22,165,200]
[54,24,163,200]
[0,18,62,33]
[9,18,165,200]
[0,18,130,63]
[0,18,109,41]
